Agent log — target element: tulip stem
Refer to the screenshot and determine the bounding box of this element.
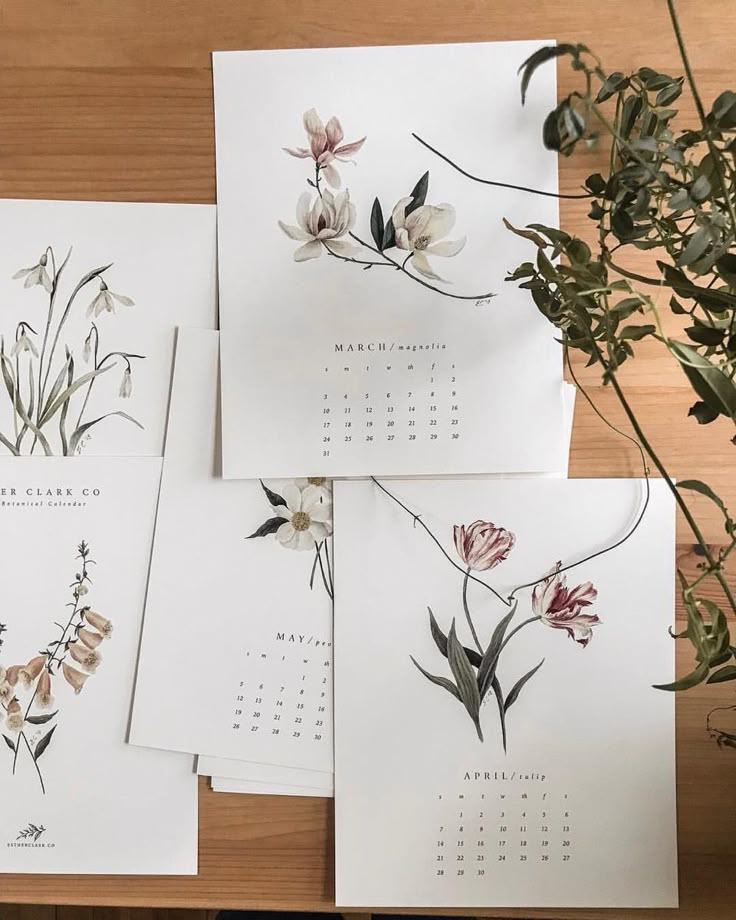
[500,616,542,654]
[462,568,484,654]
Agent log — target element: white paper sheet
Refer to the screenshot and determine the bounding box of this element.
[197,755,334,794]
[333,478,677,907]
[210,777,330,798]
[213,41,566,479]
[130,329,334,776]
[0,199,216,458]
[0,457,197,874]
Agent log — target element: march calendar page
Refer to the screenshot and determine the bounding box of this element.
[333,478,678,907]
[213,41,566,479]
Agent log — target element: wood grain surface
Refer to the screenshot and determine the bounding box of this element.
[0,0,734,916]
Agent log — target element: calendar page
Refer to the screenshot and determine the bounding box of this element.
[0,199,216,457]
[0,457,197,874]
[130,329,334,775]
[197,755,333,795]
[213,41,567,479]
[211,776,330,798]
[333,478,677,907]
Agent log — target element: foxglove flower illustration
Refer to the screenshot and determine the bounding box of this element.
[0,680,12,703]
[78,628,103,649]
[5,665,21,688]
[13,254,53,293]
[36,671,54,710]
[62,663,89,694]
[86,279,134,317]
[272,483,333,551]
[84,610,113,638]
[532,564,601,647]
[11,324,39,358]
[6,698,24,732]
[19,654,47,687]
[279,189,358,262]
[73,582,89,599]
[68,641,101,672]
[392,198,466,281]
[284,109,366,188]
[453,520,515,572]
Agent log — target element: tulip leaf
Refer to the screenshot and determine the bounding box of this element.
[490,676,507,752]
[370,198,385,250]
[259,480,286,509]
[504,659,545,713]
[26,711,58,726]
[34,725,56,762]
[707,665,736,684]
[653,660,709,691]
[447,620,482,739]
[477,606,517,701]
[68,411,143,456]
[405,171,429,217]
[428,607,483,668]
[2,734,15,753]
[246,516,287,539]
[410,655,460,700]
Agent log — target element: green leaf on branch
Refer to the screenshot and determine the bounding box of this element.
[369,198,384,250]
[502,218,548,249]
[595,72,629,104]
[685,325,726,347]
[504,659,544,713]
[477,606,517,701]
[707,665,736,684]
[405,171,429,217]
[518,44,585,104]
[620,324,656,341]
[669,340,736,420]
[710,90,736,129]
[688,401,719,424]
[2,734,15,753]
[34,725,56,761]
[447,620,482,733]
[653,660,709,691]
[678,479,730,516]
[25,711,58,726]
[715,253,736,287]
[410,656,461,700]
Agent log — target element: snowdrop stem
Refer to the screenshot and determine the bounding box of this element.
[348,232,495,301]
[36,247,71,427]
[462,567,484,654]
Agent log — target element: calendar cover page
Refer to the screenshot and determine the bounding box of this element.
[333,478,678,907]
[213,41,566,480]
[130,329,334,777]
[0,457,197,874]
[0,198,216,458]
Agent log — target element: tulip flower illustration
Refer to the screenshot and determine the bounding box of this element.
[532,564,601,647]
[454,521,515,572]
[284,108,366,188]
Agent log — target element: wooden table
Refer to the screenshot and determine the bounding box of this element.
[1,0,735,916]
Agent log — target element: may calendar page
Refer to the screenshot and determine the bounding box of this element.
[0,199,216,457]
[333,478,678,907]
[130,330,333,777]
[0,457,197,874]
[213,41,566,479]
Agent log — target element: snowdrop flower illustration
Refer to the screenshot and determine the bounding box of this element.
[84,609,113,638]
[119,367,132,399]
[62,663,89,695]
[273,483,333,550]
[392,198,466,281]
[11,323,39,358]
[86,278,134,317]
[532,563,601,647]
[279,189,358,262]
[12,253,53,293]
[454,520,515,572]
[284,108,366,188]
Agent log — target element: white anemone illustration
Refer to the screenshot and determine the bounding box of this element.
[272,483,333,551]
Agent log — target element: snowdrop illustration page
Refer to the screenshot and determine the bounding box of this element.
[0,198,216,457]
[0,457,197,874]
[333,478,677,908]
[130,330,333,783]
[213,41,567,479]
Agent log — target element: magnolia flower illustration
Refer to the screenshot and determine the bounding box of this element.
[84,609,113,638]
[531,563,601,647]
[392,198,466,281]
[279,189,358,262]
[284,108,366,188]
[86,279,134,317]
[11,323,39,358]
[272,483,333,550]
[454,520,515,572]
[12,254,53,293]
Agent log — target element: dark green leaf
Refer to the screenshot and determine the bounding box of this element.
[669,296,688,315]
[369,198,384,250]
[612,297,645,318]
[428,607,482,668]
[688,401,719,424]
[259,480,286,508]
[518,44,583,104]
[410,656,460,700]
[246,516,287,539]
[655,80,683,107]
[34,725,56,761]
[542,108,561,151]
[611,209,635,240]
[711,90,736,129]
[502,218,548,249]
[490,677,507,752]
[405,171,429,216]
[585,173,607,195]
[658,260,736,312]
[595,72,629,103]
[685,325,725,347]
[447,620,482,726]
[690,175,712,203]
[477,607,516,701]
[653,660,709,691]
[620,324,656,341]
[716,253,736,287]
[25,711,58,726]
[678,480,729,515]
[621,95,643,139]
[588,201,605,220]
[504,659,545,713]
[678,227,712,268]
[382,216,396,251]
[669,340,736,419]
[2,734,15,753]
[707,665,736,684]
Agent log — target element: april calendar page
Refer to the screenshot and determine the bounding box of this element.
[0,457,197,874]
[0,199,216,457]
[213,41,566,479]
[333,478,678,907]
[130,330,333,777]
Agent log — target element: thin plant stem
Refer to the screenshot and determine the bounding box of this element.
[20,731,45,795]
[36,247,71,427]
[498,615,542,654]
[323,539,335,597]
[462,567,484,653]
[315,542,334,600]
